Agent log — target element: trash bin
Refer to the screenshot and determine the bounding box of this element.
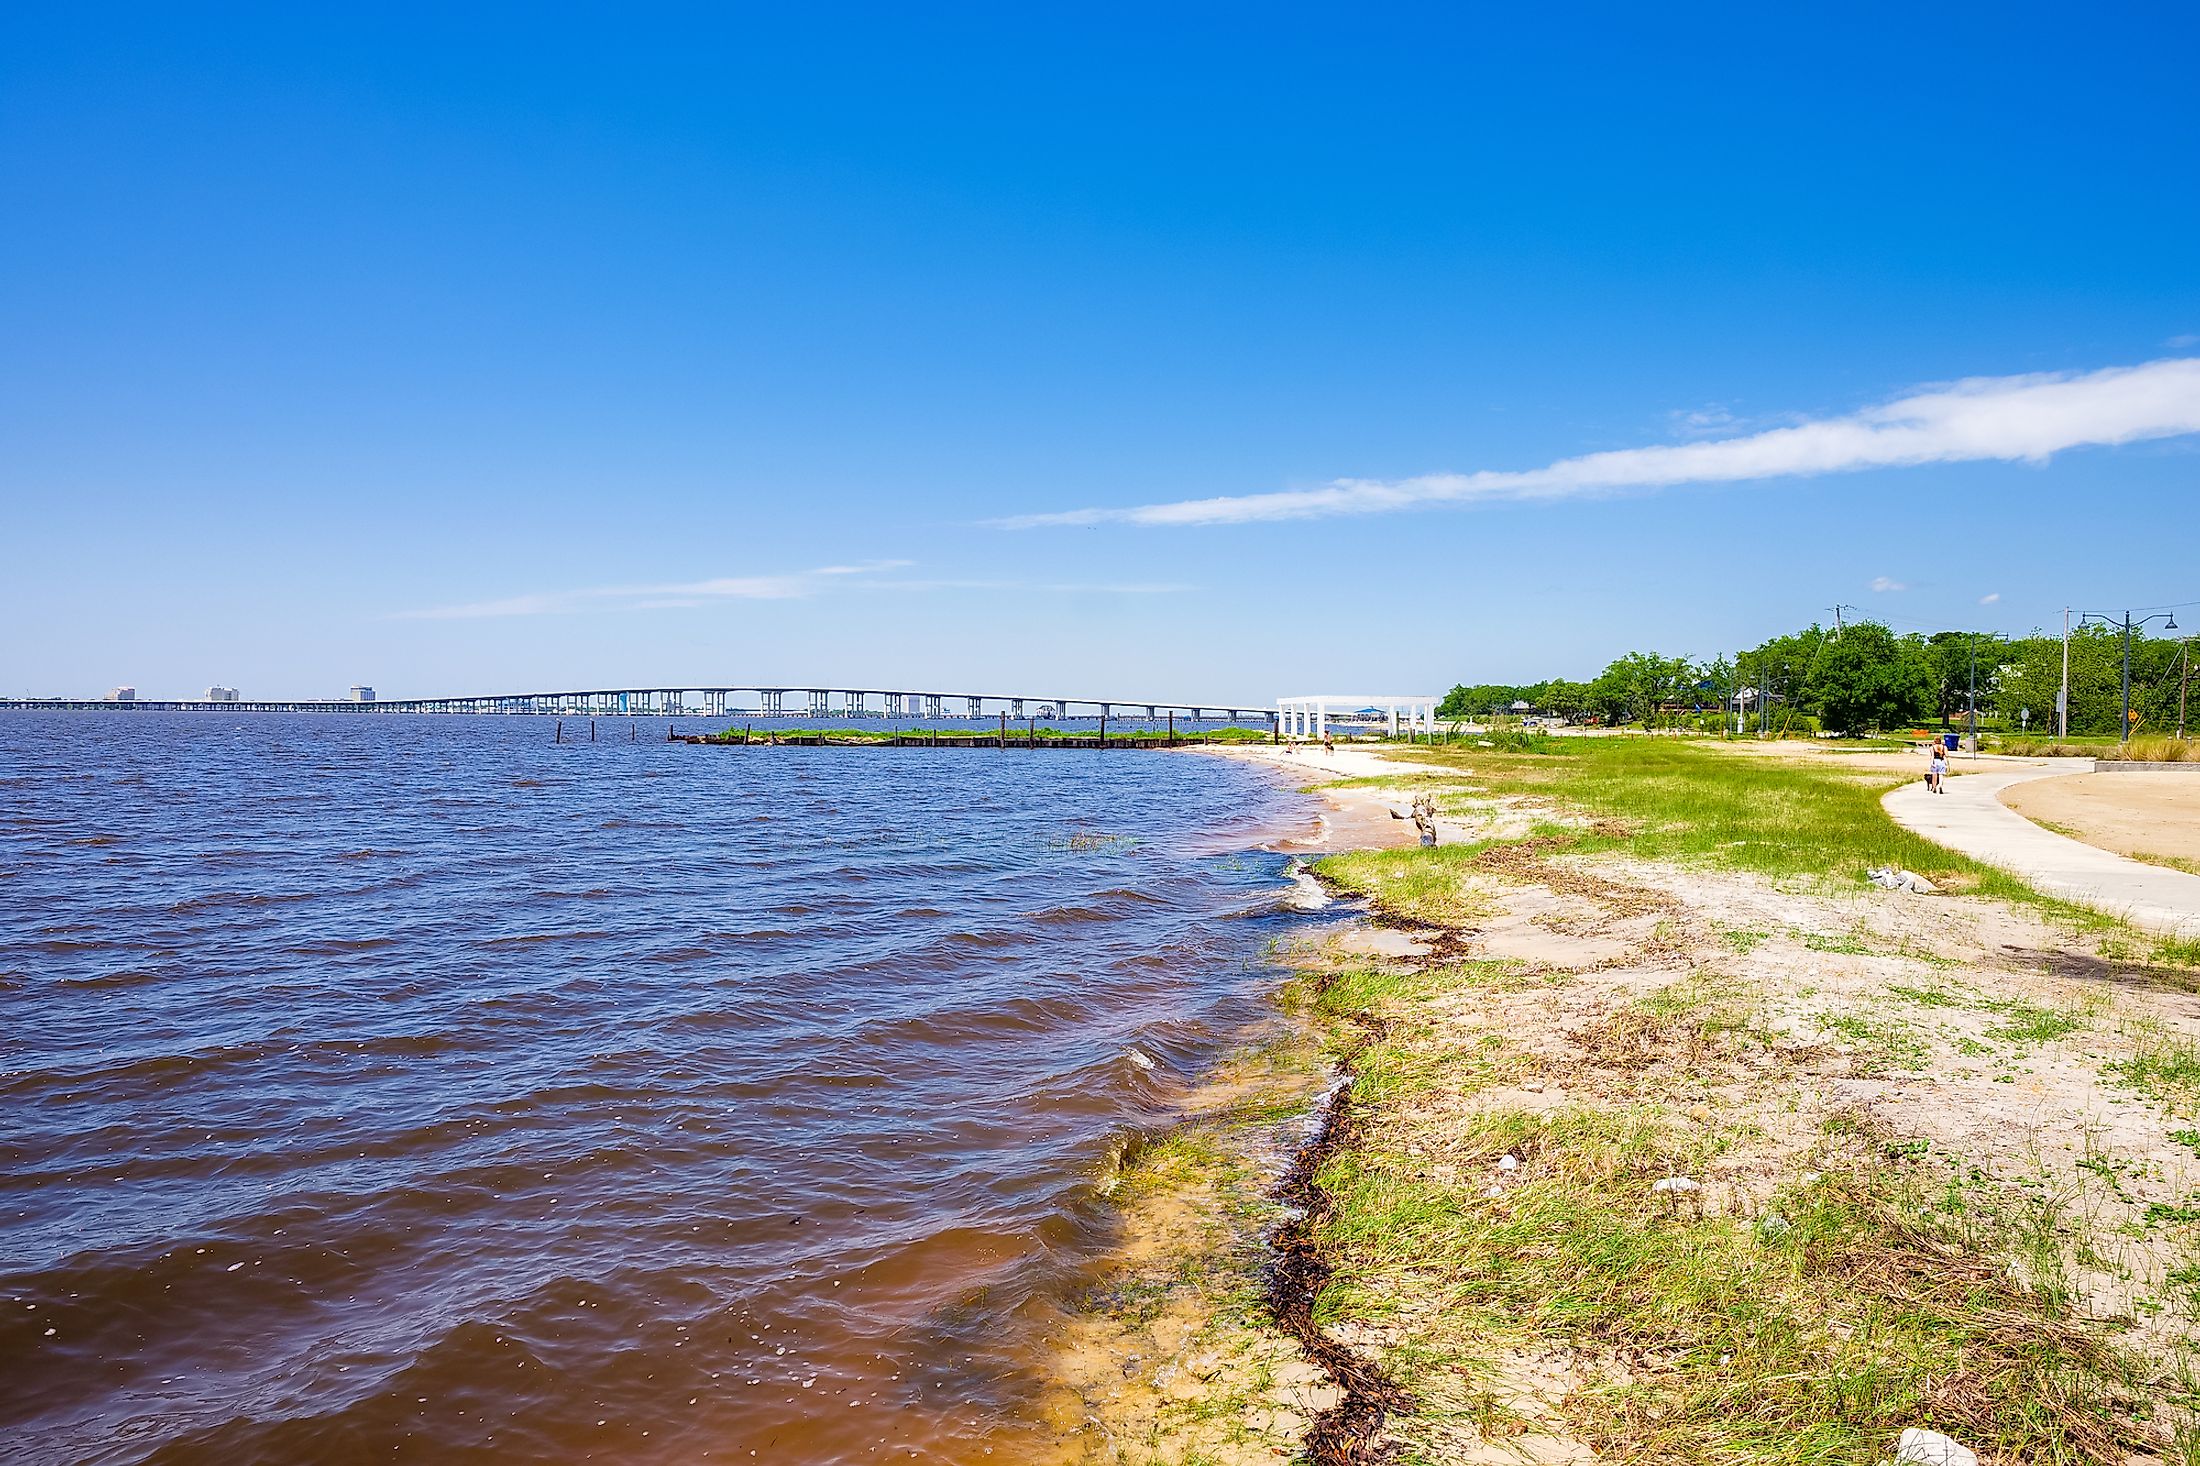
[1943,733,1959,752]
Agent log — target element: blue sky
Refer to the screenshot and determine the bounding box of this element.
[4,4,2197,703]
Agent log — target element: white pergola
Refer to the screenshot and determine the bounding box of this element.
[1277,694,1439,739]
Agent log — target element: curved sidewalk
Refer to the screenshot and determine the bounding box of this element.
[1884,763,2200,939]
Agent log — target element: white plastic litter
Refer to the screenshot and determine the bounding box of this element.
[1867,866,1940,895]
[1892,1427,1977,1466]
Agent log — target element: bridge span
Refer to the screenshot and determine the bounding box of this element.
[1,686,1277,724]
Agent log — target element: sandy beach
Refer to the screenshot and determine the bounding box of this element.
[1065,734,2200,1464]
[2003,769,2200,871]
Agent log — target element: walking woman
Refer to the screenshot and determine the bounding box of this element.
[1927,738,1947,794]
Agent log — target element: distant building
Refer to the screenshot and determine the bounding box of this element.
[105,686,136,702]
[204,686,240,702]
[349,685,376,703]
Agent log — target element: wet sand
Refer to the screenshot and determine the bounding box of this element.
[1187,741,1453,852]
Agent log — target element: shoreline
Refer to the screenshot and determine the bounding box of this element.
[1064,735,2200,1463]
[1043,746,1436,1463]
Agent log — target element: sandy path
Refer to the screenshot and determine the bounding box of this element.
[1711,737,2079,779]
[2002,771,2200,869]
[1886,767,2200,938]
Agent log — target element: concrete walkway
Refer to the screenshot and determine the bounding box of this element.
[1884,762,2200,939]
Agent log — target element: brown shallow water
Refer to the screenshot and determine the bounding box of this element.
[0,714,1322,1464]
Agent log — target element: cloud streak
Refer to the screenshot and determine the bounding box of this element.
[392,562,1186,620]
[393,561,915,620]
[995,357,2200,529]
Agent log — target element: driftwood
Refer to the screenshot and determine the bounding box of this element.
[1410,794,1438,847]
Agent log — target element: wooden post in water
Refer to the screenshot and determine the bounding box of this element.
[1099,711,1107,748]
[999,711,1007,748]
[590,719,596,743]
[1167,711,1174,747]
[554,719,562,743]
[744,723,753,745]
[1028,716,1035,749]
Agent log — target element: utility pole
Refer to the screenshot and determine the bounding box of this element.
[1967,633,1978,757]
[1831,605,1844,640]
[2179,637,2191,742]
[2058,607,2070,740]
[2120,612,2134,743]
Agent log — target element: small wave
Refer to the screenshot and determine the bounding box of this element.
[334,848,401,861]
[169,890,316,914]
[56,969,159,989]
[944,929,1018,948]
[69,834,122,847]
[26,937,111,954]
[286,937,401,955]
[1030,905,1112,925]
[644,945,715,964]
[1283,858,1332,911]
[478,929,616,948]
[1091,886,1166,906]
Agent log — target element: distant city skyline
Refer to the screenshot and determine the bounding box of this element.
[4,6,2196,702]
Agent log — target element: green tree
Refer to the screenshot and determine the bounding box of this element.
[1590,652,1697,727]
[1437,683,1529,720]
[1924,632,2003,727]
[1541,678,1593,721]
[1806,622,1934,734]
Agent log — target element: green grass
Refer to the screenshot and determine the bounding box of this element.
[2109,1032,2200,1118]
[1316,1105,2149,1463]
[1818,1012,1929,1074]
[1376,739,2136,930]
[1988,1002,2086,1045]
[1992,734,2197,761]
[1382,740,1972,880]
[1311,842,1500,926]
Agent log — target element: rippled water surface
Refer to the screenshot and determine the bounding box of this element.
[0,714,1313,1464]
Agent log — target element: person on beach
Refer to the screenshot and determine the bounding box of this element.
[1322,733,1334,757]
[1927,740,1947,793]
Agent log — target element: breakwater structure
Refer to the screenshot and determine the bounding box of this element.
[0,686,1275,723]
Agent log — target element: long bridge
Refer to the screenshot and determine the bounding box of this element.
[0,686,1276,724]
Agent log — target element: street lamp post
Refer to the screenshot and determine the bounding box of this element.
[1967,633,1978,756]
[2079,610,2180,744]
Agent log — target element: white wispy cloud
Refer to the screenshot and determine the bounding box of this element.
[392,562,1186,620]
[995,357,2200,529]
[393,561,914,620]
[1870,576,1908,593]
[1979,592,2002,605]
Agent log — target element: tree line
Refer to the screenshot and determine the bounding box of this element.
[1437,621,2197,737]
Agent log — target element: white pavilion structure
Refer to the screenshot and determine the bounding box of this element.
[1276,694,1439,740]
